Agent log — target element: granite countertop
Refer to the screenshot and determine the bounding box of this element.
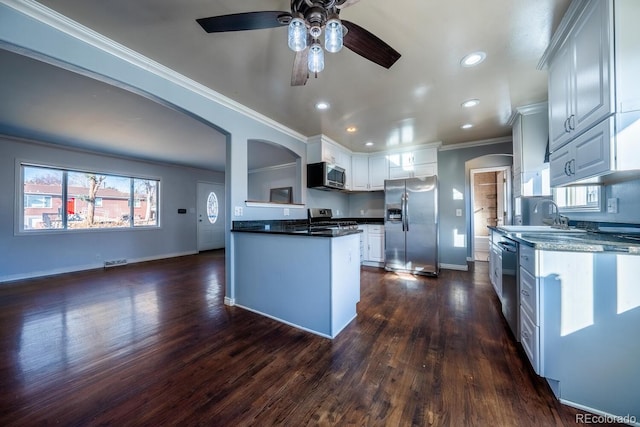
[490,226,640,255]
[232,220,362,238]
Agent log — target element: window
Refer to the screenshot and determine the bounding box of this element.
[206,191,218,224]
[554,185,601,211]
[21,164,160,231]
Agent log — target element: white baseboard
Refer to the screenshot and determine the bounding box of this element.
[223,297,235,306]
[560,399,639,426]
[440,263,469,271]
[0,251,198,284]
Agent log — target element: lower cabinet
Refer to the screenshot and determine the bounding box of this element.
[359,224,385,266]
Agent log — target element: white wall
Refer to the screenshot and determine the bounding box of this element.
[0,136,224,283]
[248,165,297,203]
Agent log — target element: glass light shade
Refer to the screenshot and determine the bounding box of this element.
[308,43,325,73]
[324,19,343,53]
[288,18,307,52]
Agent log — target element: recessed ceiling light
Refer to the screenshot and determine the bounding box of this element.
[461,51,486,67]
[462,99,480,108]
[346,126,358,133]
[365,142,374,146]
[461,123,474,129]
[315,101,330,110]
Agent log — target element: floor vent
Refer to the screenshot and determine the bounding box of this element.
[104,259,128,268]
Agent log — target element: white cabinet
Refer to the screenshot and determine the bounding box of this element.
[545,0,640,185]
[368,155,389,190]
[367,225,385,263]
[548,0,613,153]
[511,104,549,197]
[360,224,385,265]
[351,154,389,191]
[549,117,612,186]
[387,147,437,180]
[518,244,541,374]
[489,242,502,299]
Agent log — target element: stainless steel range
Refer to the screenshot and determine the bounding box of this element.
[307,208,358,232]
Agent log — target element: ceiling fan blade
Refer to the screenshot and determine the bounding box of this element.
[291,48,309,86]
[336,0,362,9]
[342,20,401,69]
[196,11,289,33]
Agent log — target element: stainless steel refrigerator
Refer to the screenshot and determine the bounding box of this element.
[384,176,438,276]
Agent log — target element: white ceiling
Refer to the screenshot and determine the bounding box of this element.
[2,0,571,171]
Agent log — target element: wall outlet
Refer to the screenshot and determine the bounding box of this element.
[234,206,243,216]
[283,208,290,216]
[607,198,618,214]
[456,209,462,217]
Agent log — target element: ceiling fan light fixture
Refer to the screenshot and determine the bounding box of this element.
[325,18,343,53]
[308,42,325,73]
[288,17,307,52]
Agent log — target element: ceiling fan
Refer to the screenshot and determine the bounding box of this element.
[196,0,401,86]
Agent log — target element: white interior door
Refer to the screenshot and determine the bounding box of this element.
[197,182,225,251]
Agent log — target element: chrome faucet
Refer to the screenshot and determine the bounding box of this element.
[534,200,569,228]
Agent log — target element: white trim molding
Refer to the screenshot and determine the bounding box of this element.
[439,136,512,152]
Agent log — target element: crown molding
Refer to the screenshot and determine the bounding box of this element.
[439,136,512,152]
[507,101,549,126]
[538,0,590,70]
[3,0,307,143]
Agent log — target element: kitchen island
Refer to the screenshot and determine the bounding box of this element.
[231,220,361,339]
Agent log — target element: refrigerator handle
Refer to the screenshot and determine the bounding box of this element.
[404,192,409,232]
[401,193,406,231]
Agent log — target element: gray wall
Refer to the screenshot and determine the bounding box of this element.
[0,136,224,282]
[348,192,385,218]
[248,165,297,203]
[438,142,513,268]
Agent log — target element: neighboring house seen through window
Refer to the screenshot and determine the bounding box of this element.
[21,164,159,231]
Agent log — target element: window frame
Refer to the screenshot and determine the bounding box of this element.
[17,161,161,234]
[554,185,603,213]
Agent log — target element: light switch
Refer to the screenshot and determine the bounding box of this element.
[283,208,290,216]
[607,198,618,214]
[456,209,462,217]
[234,206,243,216]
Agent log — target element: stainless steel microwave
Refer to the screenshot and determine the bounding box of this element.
[307,162,346,190]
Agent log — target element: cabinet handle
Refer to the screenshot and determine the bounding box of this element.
[521,289,530,297]
[570,159,576,175]
[564,161,572,176]
[569,114,576,131]
[521,255,529,261]
[523,330,530,340]
[564,117,571,133]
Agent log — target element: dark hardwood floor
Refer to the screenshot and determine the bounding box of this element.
[0,251,620,426]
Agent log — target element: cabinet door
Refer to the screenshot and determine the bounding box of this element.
[411,147,437,164]
[548,41,575,152]
[549,144,574,187]
[572,0,613,134]
[413,163,436,178]
[388,166,411,180]
[512,115,523,173]
[368,155,389,191]
[368,230,385,262]
[351,155,369,190]
[573,117,612,181]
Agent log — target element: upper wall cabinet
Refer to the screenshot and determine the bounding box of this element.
[544,0,640,186]
[351,154,389,191]
[387,147,437,180]
[512,103,549,197]
[548,0,612,153]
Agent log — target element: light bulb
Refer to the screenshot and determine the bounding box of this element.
[308,43,324,74]
[324,19,343,53]
[288,17,307,52]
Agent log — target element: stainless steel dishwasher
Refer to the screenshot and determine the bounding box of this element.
[497,235,519,340]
